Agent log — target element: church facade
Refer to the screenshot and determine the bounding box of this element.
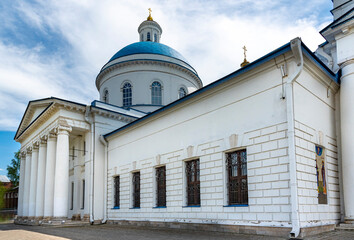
[14,1,354,238]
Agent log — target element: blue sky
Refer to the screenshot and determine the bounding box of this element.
[0,0,333,176]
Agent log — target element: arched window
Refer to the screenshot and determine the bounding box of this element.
[122,82,132,107]
[103,89,109,103]
[154,33,157,42]
[147,32,151,41]
[151,81,162,105]
[141,34,144,41]
[178,87,187,98]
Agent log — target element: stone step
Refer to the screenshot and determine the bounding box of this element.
[336,223,354,231]
[41,220,90,227]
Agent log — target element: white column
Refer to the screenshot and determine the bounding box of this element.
[44,133,57,218]
[53,126,71,218]
[28,144,39,217]
[35,137,47,217]
[340,60,354,222]
[17,152,26,217]
[23,148,32,217]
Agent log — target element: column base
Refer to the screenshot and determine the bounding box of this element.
[72,214,81,221]
[82,214,90,222]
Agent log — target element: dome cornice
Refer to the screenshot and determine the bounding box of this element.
[138,20,162,34]
[96,59,203,90]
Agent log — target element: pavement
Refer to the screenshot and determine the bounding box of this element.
[0,222,354,240]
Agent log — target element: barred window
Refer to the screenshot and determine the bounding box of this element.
[132,172,140,208]
[226,149,248,205]
[122,82,132,107]
[186,159,200,206]
[151,81,162,105]
[156,166,166,207]
[114,176,120,208]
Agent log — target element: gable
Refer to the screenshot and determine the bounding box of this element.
[14,98,54,140]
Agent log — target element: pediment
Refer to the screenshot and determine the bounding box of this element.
[14,98,56,141]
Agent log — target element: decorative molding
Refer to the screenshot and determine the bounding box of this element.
[96,59,202,89]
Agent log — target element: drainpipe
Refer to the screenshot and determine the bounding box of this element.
[99,135,108,224]
[285,38,303,238]
[85,106,95,224]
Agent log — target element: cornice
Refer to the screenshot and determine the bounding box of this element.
[96,59,203,90]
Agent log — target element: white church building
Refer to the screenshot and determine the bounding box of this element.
[14,1,354,238]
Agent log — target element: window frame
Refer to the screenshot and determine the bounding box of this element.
[103,89,109,103]
[81,179,85,209]
[226,149,248,206]
[122,82,132,107]
[185,159,200,206]
[155,166,166,207]
[178,87,187,99]
[151,81,162,105]
[113,176,120,208]
[132,172,140,208]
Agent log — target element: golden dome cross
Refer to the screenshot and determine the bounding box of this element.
[147,8,153,21]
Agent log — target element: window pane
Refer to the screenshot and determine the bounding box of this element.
[178,87,186,98]
[186,159,200,206]
[226,149,248,205]
[123,82,132,107]
[156,166,166,207]
[151,81,162,105]
[133,172,140,208]
[114,176,120,207]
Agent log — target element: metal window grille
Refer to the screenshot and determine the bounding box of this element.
[123,82,132,107]
[151,81,162,105]
[132,172,140,208]
[226,149,248,205]
[156,166,166,207]
[114,176,120,207]
[186,159,200,206]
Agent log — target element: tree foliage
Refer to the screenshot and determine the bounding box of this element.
[7,150,20,186]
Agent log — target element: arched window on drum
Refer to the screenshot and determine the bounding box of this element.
[122,82,132,107]
[178,87,187,99]
[103,89,109,103]
[151,81,162,105]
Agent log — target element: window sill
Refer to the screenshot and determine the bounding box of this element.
[183,205,201,208]
[129,207,140,209]
[112,206,120,209]
[153,206,166,209]
[223,204,248,207]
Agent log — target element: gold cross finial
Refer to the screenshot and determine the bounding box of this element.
[240,45,250,68]
[147,8,153,21]
[243,46,247,59]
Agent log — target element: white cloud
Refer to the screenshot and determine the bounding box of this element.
[0,0,332,131]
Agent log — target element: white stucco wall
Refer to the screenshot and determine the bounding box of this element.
[106,61,293,227]
[293,67,340,227]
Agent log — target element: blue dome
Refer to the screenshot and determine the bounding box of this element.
[109,41,190,64]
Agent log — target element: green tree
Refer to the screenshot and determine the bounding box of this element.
[7,150,20,186]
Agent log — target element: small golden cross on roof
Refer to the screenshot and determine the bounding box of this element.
[243,46,247,60]
[148,8,152,14]
[147,8,153,21]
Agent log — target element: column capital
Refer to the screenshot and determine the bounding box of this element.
[26,146,32,154]
[57,125,72,135]
[40,135,48,145]
[32,141,40,151]
[20,151,27,159]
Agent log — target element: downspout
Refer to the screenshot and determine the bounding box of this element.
[286,38,303,238]
[85,106,95,224]
[99,135,108,224]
